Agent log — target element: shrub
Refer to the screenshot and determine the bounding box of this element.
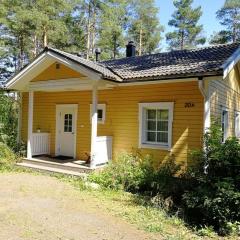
[0,91,19,151]
[89,151,155,192]
[0,142,17,168]
[183,121,240,235]
[89,151,187,205]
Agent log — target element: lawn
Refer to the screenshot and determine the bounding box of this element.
[0,167,238,240]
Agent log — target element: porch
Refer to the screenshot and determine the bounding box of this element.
[17,156,98,177]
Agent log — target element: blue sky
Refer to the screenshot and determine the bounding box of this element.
[155,0,226,49]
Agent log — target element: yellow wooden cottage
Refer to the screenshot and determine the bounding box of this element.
[6,42,240,172]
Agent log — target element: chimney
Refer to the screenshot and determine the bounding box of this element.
[126,41,136,57]
[95,48,101,62]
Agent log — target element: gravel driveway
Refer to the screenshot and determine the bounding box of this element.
[0,173,157,240]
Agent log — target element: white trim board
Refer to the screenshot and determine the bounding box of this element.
[117,78,198,87]
[138,102,174,151]
[222,46,240,78]
[6,50,105,91]
[29,78,115,92]
[90,103,106,124]
[55,104,78,159]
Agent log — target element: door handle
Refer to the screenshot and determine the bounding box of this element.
[72,132,75,134]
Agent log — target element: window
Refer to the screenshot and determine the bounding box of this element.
[64,114,72,132]
[139,102,174,149]
[90,104,106,124]
[235,111,240,138]
[221,109,228,142]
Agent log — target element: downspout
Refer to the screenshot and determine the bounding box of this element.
[198,77,210,174]
[198,77,210,134]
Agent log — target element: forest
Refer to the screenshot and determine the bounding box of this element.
[0,0,239,83]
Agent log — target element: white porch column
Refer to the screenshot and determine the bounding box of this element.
[90,84,98,168]
[27,91,34,159]
[17,92,22,146]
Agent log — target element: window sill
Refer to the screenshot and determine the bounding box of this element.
[139,143,171,151]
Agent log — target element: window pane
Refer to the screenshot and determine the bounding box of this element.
[147,132,156,142]
[147,110,156,120]
[98,109,103,119]
[157,110,168,120]
[147,120,156,131]
[64,114,73,132]
[157,121,168,131]
[157,132,168,143]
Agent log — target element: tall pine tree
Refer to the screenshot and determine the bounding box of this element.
[210,0,240,44]
[128,0,163,55]
[97,0,128,59]
[166,0,206,50]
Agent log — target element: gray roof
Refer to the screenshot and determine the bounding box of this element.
[48,43,240,82]
[47,48,121,81]
[101,43,240,82]
[6,43,240,87]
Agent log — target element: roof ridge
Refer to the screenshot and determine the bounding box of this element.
[101,42,240,63]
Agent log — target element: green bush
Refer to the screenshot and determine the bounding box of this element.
[89,151,186,204]
[90,121,240,236]
[0,91,19,151]
[89,152,154,192]
[183,121,240,235]
[0,142,17,168]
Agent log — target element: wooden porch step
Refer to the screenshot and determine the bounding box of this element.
[17,162,88,177]
[17,157,93,176]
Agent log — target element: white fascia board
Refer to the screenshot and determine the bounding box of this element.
[6,50,103,91]
[46,52,102,81]
[117,77,198,87]
[222,47,240,79]
[28,78,114,92]
[6,52,50,89]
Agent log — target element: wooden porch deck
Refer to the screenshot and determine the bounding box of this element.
[17,156,105,177]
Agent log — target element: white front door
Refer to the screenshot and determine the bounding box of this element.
[56,105,78,158]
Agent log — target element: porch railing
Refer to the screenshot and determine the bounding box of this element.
[32,133,50,156]
[95,136,112,165]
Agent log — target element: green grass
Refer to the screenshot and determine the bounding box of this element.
[1,164,239,240]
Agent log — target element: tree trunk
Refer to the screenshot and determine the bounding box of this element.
[32,34,37,58]
[86,1,91,60]
[232,9,238,43]
[139,27,143,56]
[113,34,117,59]
[43,26,48,47]
[18,35,24,70]
[180,30,184,50]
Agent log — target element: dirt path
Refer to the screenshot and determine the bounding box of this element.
[0,173,157,240]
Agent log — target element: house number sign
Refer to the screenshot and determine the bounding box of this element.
[185,102,195,108]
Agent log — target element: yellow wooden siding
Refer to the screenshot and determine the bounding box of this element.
[209,63,240,137]
[31,62,85,82]
[22,81,204,167]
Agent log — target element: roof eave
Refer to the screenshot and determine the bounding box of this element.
[120,70,223,83]
[46,47,122,82]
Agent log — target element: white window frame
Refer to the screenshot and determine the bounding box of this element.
[235,111,240,138]
[221,108,229,142]
[90,104,106,124]
[139,102,174,150]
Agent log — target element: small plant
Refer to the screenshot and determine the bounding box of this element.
[197,226,215,237]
